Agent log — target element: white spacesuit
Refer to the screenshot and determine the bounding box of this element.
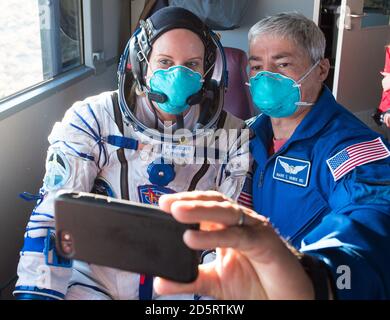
[14,90,250,300]
[13,6,252,300]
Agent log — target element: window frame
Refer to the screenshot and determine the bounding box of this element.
[0,0,110,121]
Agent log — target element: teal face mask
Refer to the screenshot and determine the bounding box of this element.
[248,61,320,118]
[148,65,203,115]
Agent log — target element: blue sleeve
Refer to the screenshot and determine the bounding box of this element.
[300,160,390,299]
[15,292,59,300]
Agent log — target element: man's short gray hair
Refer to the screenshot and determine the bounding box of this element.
[248,12,326,63]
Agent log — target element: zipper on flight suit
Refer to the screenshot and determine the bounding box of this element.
[258,170,264,188]
[256,140,295,198]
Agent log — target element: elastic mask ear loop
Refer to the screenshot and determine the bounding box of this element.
[297,101,315,107]
[293,60,321,88]
[294,60,321,107]
[201,62,216,83]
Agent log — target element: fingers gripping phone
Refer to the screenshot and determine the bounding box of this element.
[54,191,199,283]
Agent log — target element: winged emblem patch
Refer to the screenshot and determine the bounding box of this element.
[279,159,308,175]
[273,156,311,187]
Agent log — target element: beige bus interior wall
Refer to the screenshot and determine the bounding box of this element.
[0,0,130,299]
[131,0,317,52]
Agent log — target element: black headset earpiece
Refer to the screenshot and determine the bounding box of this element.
[147,90,203,107]
[147,92,168,104]
[186,91,204,106]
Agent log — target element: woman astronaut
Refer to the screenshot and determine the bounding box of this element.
[13,7,251,300]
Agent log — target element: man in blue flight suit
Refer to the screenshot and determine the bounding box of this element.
[153,13,390,300]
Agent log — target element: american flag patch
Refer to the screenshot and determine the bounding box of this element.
[237,176,253,208]
[326,137,390,181]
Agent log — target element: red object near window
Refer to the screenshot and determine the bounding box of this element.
[383,46,390,74]
[378,46,390,113]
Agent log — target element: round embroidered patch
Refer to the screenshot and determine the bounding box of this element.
[43,149,71,191]
[91,177,116,198]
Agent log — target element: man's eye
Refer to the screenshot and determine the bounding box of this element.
[278,63,289,68]
[251,65,262,71]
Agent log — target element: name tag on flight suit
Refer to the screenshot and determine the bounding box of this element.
[273,156,311,187]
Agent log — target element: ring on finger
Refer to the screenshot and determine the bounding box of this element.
[237,211,246,227]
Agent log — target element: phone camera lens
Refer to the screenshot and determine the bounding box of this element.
[60,231,74,255]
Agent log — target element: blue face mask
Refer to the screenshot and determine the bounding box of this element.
[248,61,320,118]
[148,65,203,115]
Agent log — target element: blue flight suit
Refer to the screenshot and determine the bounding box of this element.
[249,86,390,299]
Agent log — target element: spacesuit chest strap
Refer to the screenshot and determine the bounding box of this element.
[111,92,130,200]
[106,135,139,150]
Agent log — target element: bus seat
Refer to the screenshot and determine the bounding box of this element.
[221,47,255,120]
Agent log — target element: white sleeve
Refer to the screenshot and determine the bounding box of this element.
[216,126,253,206]
[14,101,107,299]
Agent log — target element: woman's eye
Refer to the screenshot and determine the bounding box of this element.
[186,61,199,68]
[159,59,172,67]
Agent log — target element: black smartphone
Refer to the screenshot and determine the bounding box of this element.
[54,191,199,283]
